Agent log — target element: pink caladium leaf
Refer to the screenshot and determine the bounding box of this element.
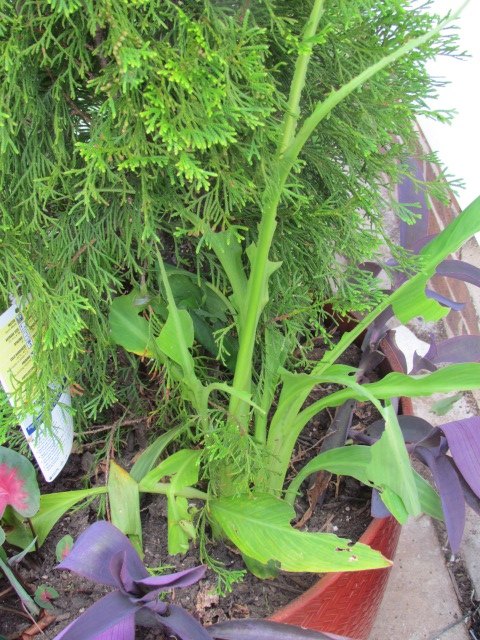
[0,446,40,518]
[56,534,74,562]
[34,584,59,610]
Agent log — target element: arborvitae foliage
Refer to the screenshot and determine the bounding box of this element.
[0,0,460,437]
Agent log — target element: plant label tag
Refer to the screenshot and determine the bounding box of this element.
[0,302,73,482]
[393,326,430,373]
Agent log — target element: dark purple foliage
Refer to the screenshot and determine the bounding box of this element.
[425,288,465,312]
[370,158,480,372]
[412,335,480,373]
[364,415,437,445]
[52,521,210,640]
[436,259,480,288]
[440,417,480,498]
[53,522,341,640]
[415,445,465,554]
[348,158,480,549]
[210,620,348,639]
[371,489,391,519]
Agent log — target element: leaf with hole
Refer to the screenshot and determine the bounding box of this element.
[209,493,391,573]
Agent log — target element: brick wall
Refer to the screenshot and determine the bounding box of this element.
[415,123,480,338]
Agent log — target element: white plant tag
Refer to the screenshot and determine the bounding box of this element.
[393,325,430,373]
[0,302,73,482]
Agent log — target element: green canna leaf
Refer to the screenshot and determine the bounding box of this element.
[30,488,106,547]
[109,289,155,357]
[108,461,143,556]
[209,493,391,573]
[391,196,480,323]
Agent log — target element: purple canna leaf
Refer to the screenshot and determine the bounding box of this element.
[58,521,149,588]
[156,603,212,640]
[436,259,480,288]
[365,415,437,445]
[408,234,438,255]
[412,335,480,373]
[209,619,348,639]
[411,352,437,373]
[109,551,137,595]
[371,489,391,518]
[411,334,438,373]
[134,565,207,593]
[362,307,395,351]
[429,336,480,366]
[52,591,136,640]
[357,349,385,378]
[53,522,208,640]
[414,447,465,554]
[460,473,480,516]
[440,417,480,498]
[425,288,465,311]
[82,616,135,640]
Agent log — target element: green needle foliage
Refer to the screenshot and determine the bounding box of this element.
[5,0,480,585]
[0,0,461,439]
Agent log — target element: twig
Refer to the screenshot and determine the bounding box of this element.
[0,585,13,598]
[94,27,108,69]
[45,68,92,125]
[81,417,146,435]
[72,239,96,263]
[64,93,92,124]
[0,604,32,620]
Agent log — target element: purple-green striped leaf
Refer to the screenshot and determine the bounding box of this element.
[209,619,348,639]
[440,417,480,498]
[415,447,465,554]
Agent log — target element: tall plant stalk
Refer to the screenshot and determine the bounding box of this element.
[228,0,326,424]
[227,0,469,432]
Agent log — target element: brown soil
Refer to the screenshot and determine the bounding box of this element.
[0,343,379,640]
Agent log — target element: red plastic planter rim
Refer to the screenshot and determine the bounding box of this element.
[270,516,401,640]
[269,337,409,640]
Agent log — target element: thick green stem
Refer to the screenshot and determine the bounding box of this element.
[229,4,464,427]
[279,0,326,154]
[286,4,468,171]
[142,483,208,500]
[228,178,283,423]
[228,1,327,424]
[218,0,469,495]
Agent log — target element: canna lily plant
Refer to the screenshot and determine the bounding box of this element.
[10,0,480,586]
